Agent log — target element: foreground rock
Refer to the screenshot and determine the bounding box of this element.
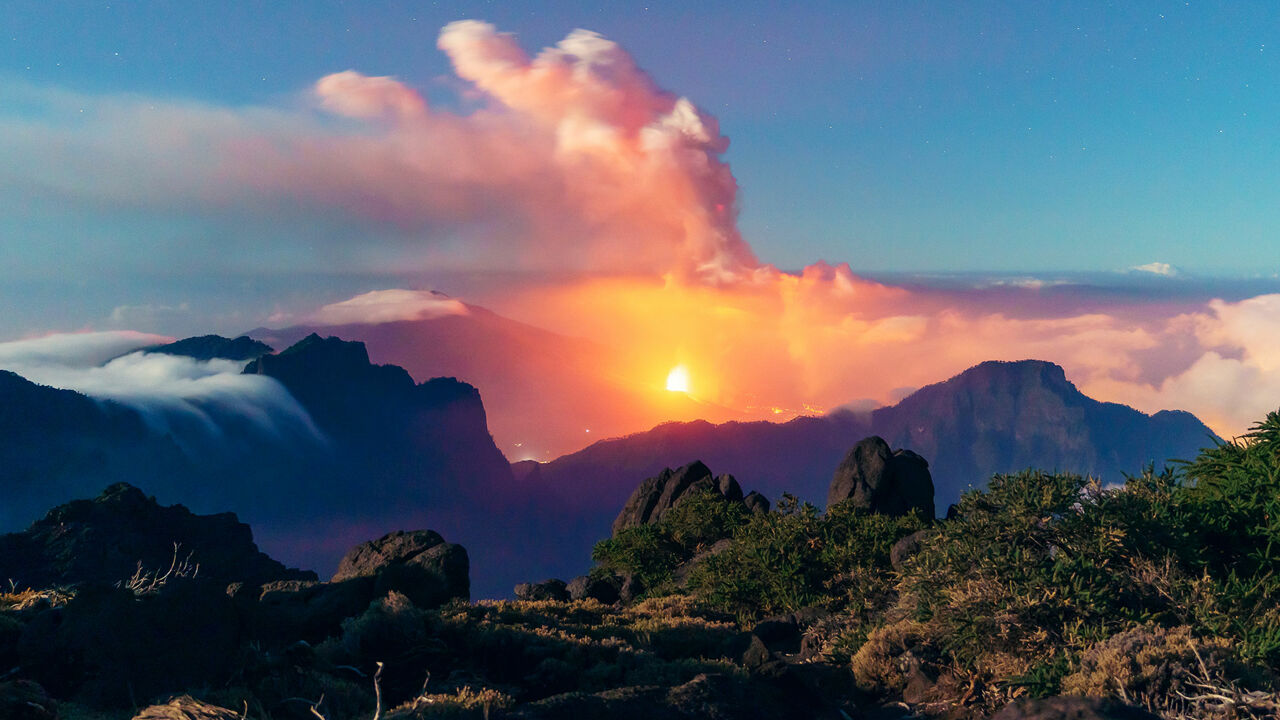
[612,461,768,536]
[827,436,935,517]
[0,680,56,720]
[333,529,470,606]
[0,483,315,589]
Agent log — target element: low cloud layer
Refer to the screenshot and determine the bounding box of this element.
[0,332,324,452]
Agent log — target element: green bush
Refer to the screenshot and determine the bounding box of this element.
[591,491,749,593]
[689,495,926,621]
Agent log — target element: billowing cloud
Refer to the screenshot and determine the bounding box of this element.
[1095,294,1280,435]
[314,71,428,122]
[305,289,469,326]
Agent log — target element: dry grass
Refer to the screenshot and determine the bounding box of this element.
[386,686,514,719]
[1063,626,1280,719]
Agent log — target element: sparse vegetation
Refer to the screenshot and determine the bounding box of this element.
[7,412,1280,718]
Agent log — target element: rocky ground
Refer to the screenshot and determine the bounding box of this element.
[4,431,1259,720]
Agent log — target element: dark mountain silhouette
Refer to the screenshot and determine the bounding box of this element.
[0,348,1217,599]
[248,303,744,461]
[0,334,525,597]
[0,370,196,529]
[868,360,1215,504]
[527,360,1217,559]
[0,482,313,589]
[147,334,273,361]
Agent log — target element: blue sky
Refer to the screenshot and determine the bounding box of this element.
[1,1,1278,338]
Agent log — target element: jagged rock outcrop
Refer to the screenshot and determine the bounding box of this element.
[0,483,315,589]
[743,490,771,515]
[612,461,758,536]
[332,529,470,606]
[147,335,273,361]
[827,437,935,517]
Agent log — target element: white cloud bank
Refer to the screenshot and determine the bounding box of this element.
[0,331,324,451]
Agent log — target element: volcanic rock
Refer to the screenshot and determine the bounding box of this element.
[515,578,570,602]
[827,437,935,517]
[890,528,932,571]
[566,574,621,604]
[612,461,755,536]
[743,491,771,515]
[252,578,376,645]
[0,483,315,590]
[332,529,469,606]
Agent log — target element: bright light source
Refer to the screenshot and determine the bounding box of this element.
[666,365,690,393]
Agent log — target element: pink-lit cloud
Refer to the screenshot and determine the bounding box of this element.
[304,289,468,326]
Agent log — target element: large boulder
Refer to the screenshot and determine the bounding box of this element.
[827,437,934,518]
[612,462,755,536]
[0,483,315,590]
[332,530,469,606]
[248,578,377,645]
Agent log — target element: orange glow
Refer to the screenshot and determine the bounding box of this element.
[666,365,691,393]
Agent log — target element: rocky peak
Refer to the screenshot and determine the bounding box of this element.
[612,461,768,536]
[827,436,935,517]
[147,335,273,362]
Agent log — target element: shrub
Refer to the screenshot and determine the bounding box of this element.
[689,495,926,621]
[592,491,750,594]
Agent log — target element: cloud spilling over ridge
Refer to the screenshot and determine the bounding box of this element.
[0,330,170,368]
[0,333,324,452]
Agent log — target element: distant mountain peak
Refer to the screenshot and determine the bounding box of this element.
[148,334,273,362]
